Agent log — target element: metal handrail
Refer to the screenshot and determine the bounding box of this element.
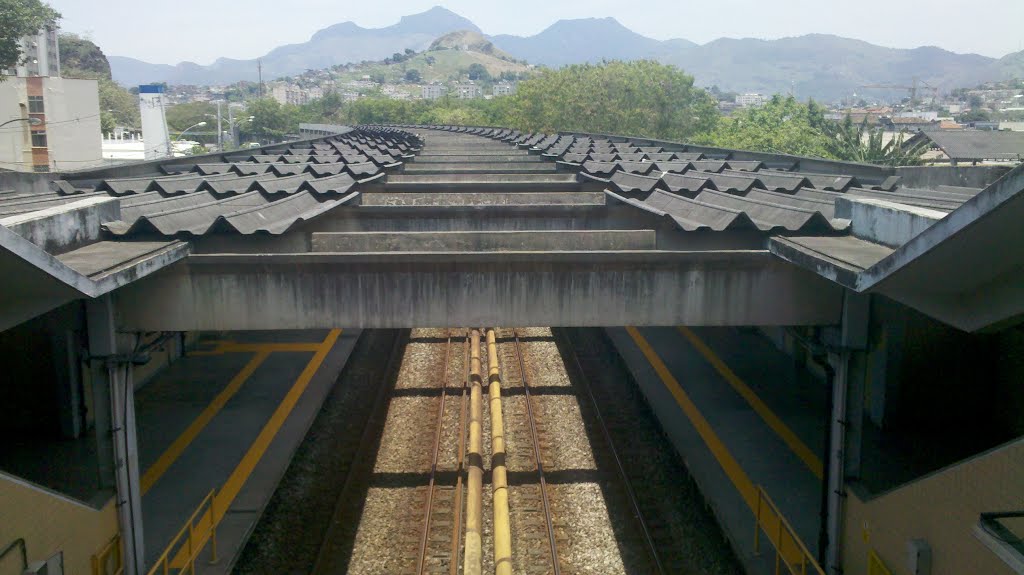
[91,533,124,575]
[753,485,826,575]
[146,488,219,575]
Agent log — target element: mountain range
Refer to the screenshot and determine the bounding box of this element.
[108,6,1023,101]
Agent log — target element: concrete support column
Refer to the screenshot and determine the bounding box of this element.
[826,349,850,575]
[824,290,869,575]
[87,294,145,575]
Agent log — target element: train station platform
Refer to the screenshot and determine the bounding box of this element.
[135,328,360,572]
[607,326,829,574]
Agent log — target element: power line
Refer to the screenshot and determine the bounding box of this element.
[0,112,103,133]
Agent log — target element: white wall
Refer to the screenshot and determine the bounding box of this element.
[0,79,33,171]
[44,78,102,170]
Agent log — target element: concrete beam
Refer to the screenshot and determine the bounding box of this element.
[359,192,606,207]
[402,163,557,174]
[112,251,843,330]
[834,196,944,248]
[310,230,656,252]
[381,173,588,192]
[414,155,540,163]
[0,196,120,254]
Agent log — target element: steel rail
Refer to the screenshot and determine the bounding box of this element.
[449,331,470,575]
[559,329,666,575]
[416,330,454,574]
[511,329,561,575]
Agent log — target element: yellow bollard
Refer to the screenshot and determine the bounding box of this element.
[487,329,513,575]
[463,330,484,575]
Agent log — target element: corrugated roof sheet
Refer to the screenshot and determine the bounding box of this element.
[405,124,982,236]
[0,128,419,239]
[922,130,1024,161]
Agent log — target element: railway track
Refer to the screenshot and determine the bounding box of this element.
[495,328,562,575]
[303,327,738,575]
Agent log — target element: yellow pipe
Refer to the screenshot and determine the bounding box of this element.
[463,330,483,575]
[486,329,513,575]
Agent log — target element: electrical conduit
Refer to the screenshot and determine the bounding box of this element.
[487,328,513,575]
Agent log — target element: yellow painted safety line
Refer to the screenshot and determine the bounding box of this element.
[626,327,758,511]
[141,350,271,494]
[217,342,324,353]
[168,328,342,568]
[676,326,824,480]
[190,342,324,356]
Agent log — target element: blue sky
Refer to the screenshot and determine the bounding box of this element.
[48,0,1024,65]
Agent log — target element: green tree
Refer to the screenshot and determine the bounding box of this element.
[701,95,834,157]
[958,109,991,123]
[247,98,299,143]
[0,0,60,76]
[405,68,422,83]
[507,60,718,140]
[466,63,490,81]
[99,78,140,131]
[165,101,217,132]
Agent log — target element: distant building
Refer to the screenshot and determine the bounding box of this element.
[735,93,767,108]
[883,116,939,132]
[0,77,102,171]
[3,26,60,77]
[0,27,102,171]
[270,84,321,106]
[421,84,447,100]
[493,82,516,97]
[455,82,482,100]
[896,111,938,121]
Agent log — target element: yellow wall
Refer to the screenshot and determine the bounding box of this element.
[0,472,117,575]
[844,437,1024,575]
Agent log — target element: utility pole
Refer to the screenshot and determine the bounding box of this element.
[227,103,235,150]
[215,99,223,151]
[258,59,264,98]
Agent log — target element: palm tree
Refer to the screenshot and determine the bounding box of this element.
[825,114,930,166]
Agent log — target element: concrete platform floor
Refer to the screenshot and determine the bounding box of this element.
[135,328,360,572]
[607,326,828,575]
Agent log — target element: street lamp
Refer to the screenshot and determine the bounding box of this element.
[174,121,207,141]
[0,117,43,128]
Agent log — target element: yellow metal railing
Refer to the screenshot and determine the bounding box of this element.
[753,485,826,575]
[146,488,220,575]
[868,550,893,575]
[91,533,124,575]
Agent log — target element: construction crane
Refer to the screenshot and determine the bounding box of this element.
[860,77,939,106]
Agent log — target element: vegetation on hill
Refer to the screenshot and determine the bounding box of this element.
[58,33,140,132]
[428,30,518,62]
[326,42,530,89]
[59,33,111,77]
[251,60,926,165]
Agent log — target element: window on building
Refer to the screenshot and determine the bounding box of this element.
[33,165,48,173]
[28,96,44,114]
[31,130,47,148]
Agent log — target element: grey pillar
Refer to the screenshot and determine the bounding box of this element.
[825,290,869,574]
[87,295,145,575]
[826,349,849,575]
